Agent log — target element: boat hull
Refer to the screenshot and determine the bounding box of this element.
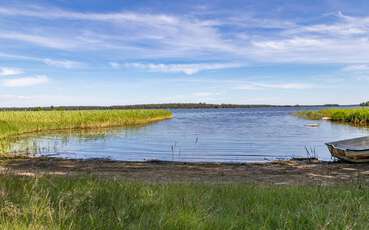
[327,142,369,163]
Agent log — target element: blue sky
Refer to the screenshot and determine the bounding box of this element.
[0,0,369,106]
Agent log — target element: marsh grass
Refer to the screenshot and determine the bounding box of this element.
[0,176,369,229]
[296,108,369,126]
[0,109,172,154]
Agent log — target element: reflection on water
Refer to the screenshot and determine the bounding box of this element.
[6,107,369,162]
[8,127,143,157]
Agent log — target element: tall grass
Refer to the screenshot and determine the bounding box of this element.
[0,110,172,153]
[0,109,172,139]
[0,176,368,229]
[296,108,369,126]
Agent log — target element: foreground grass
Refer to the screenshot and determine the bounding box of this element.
[0,176,368,229]
[0,109,171,142]
[296,108,369,126]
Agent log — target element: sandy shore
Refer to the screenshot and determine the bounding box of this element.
[0,157,369,185]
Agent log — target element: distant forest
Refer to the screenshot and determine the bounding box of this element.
[0,103,340,111]
[360,101,369,106]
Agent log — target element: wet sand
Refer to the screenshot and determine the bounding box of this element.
[1,157,369,185]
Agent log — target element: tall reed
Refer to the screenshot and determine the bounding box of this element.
[0,109,172,153]
[296,108,369,126]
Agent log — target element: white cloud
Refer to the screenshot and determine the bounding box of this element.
[248,36,369,64]
[0,67,23,76]
[168,91,222,102]
[0,32,78,50]
[0,52,85,69]
[0,6,236,56]
[300,24,367,35]
[252,37,324,50]
[246,12,369,64]
[0,6,177,24]
[43,59,84,69]
[221,16,296,30]
[342,64,369,72]
[3,75,49,87]
[192,92,220,97]
[0,94,32,100]
[115,62,242,75]
[3,6,369,65]
[340,64,369,80]
[235,83,313,90]
[192,92,213,97]
[109,62,120,69]
[233,84,262,90]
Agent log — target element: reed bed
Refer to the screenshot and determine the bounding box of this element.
[296,108,369,126]
[0,110,172,153]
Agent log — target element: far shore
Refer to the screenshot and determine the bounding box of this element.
[0,103,345,111]
[1,156,369,185]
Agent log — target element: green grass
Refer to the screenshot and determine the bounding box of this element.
[0,176,368,229]
[0,109,172,139]
[0,109,172,154]
[296,108,369,126]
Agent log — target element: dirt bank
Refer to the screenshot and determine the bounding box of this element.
[1,157,369,185]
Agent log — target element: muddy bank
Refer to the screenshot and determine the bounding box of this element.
[1,157,369,185]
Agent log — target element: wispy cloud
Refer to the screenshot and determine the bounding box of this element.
[0,32,78,50]
[167,91,222,102]
[0,5,236,57]
[3,5,369,65]
[0,52,41,61]
[109,62,120,69]
[192,92,221,98]
[342,64,369,72]
[0,6,177,24]
[43,59,85,69]
[340,64,369,80]
[191,92,215,97]
[0,94,32,100]
[0,67,23,76]
[247,12,369,64]
[0,52,84,69]
[285,12,369,36]
[235,82,314,90]
[112,62,242,75]
[3,75,49,87]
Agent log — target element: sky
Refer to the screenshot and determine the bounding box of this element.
[1,0,369,107]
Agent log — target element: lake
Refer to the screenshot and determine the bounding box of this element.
[9,107,369,162]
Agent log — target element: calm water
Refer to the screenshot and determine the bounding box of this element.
[10,107,369,162]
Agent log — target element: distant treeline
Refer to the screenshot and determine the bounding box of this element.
[360,101,369,106]
[0,103,340,111]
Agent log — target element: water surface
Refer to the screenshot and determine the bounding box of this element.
[9,107,369,162]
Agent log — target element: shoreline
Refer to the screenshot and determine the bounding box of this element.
[1,156,369,185]
[0,103,344,111]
